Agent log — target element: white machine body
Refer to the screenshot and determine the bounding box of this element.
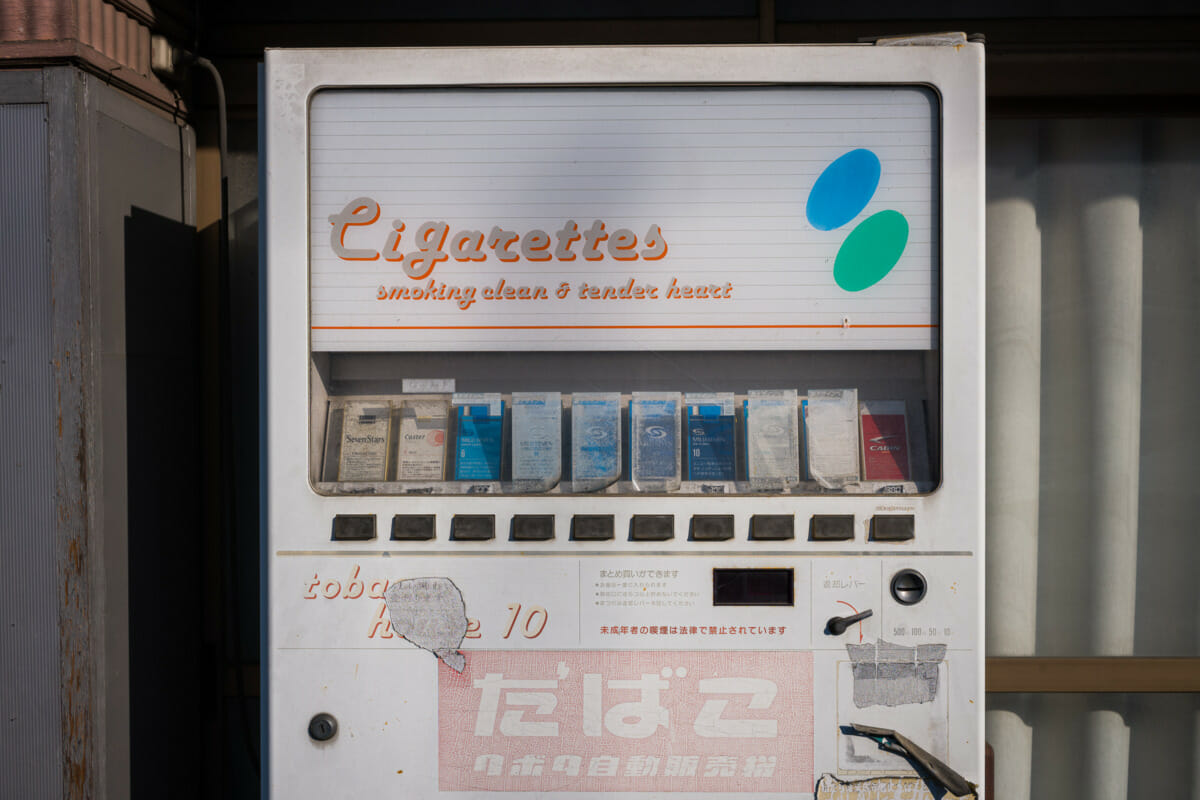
[264,44,985,799]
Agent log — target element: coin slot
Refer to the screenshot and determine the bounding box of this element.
[890,568,927,605]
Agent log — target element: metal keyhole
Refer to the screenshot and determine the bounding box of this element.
[308,712,338,742]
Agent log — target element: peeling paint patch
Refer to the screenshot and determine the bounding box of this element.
[385,577,468,672]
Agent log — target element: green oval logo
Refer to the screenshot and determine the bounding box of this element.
[833,210,909,292]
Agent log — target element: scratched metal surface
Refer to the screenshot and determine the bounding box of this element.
[0,98,64,798]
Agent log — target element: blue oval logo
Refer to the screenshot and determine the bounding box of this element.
[805,149,881,232]
[586,426,610,442]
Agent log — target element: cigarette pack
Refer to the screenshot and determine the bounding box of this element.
[397,398,448,481]
[630,392,682,492]
[571,392,622,492]
[859,400,912,481]
[745,389,800,491]
[804,388,860,488]
[685,393,736,481]
[333,399,391,482]
[511,392,563,491]
[452,393,505,481]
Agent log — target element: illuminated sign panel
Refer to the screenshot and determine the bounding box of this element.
[309,87,938,351]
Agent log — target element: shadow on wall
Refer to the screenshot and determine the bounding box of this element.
[125,199,265,798]
[124,207,209,796]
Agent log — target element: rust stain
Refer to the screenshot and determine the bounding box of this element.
[59,362,94,797]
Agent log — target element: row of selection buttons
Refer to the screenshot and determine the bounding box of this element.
[331,513,914,542]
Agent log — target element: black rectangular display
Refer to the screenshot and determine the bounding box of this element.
[712,568,794,606]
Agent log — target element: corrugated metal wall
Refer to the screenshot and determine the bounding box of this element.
[986,118,1200,799]
[0,102,63,796]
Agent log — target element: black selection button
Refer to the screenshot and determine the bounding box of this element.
[630,515,674,541]
[451,515,495,541]
[871,514,915,542]
[810,515,855,541]
[691,515,735,541]
[750,514,795,541]
[512,515,555,541]
[331,514,376,541]
[571,515,614,541]
[391,514,435,541]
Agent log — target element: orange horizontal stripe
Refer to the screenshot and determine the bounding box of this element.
[312,323,937,331]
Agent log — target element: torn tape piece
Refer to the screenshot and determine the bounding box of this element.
[846,639,946,708]
[815,772,973,800]
[848,725,976,798]
[385,577,469,673]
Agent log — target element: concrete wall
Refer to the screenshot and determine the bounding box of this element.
[0,65,195,799]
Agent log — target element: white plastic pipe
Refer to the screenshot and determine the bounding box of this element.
[1073,121,1143,658]
[986,707,1033,800]
[1085,709,1132,800]
[985,120,1043,658]
[1065,119,1143,800]
[984,120,1043,800]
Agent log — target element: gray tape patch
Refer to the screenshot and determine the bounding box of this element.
[846,640,945,707]
[385,577,468,672]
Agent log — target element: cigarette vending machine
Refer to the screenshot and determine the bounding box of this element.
[264,42,984,799]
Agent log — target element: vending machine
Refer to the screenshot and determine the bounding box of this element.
[264,41,984,799]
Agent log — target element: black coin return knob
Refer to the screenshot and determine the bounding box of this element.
[308,712,338,742]
[826,609,873,635]
[890,569,927,605]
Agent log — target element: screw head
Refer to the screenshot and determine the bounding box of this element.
[308,712,338,742]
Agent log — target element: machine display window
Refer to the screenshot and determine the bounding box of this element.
[310,350,939,495]
[305,84,941,496]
